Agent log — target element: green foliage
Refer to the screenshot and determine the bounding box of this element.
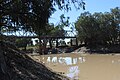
[60,14,70,27]
[0,0,85,36]
[0,0,85,54]
[75,7,120,47]
[15,38,31,50]
[39,23,66,37]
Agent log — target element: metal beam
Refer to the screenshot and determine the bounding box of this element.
[6,36,76,39]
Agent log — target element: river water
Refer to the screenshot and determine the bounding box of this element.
[30,53,120,80]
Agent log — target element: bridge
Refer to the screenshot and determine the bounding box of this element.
[1,27,79,55]
[2,28,78,46]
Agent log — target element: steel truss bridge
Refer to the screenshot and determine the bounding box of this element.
[3,30,77,39]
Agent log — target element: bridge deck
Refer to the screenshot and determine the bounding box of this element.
[6,36,76,39]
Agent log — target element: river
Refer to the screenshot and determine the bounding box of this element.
[30,53,120,80]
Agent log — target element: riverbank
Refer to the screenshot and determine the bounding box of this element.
[72,45,120,54]
[0,41,69,80]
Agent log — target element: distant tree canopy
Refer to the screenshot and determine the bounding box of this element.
[15,38,32,50]
[75,7,120,47]
[0,0,85,37]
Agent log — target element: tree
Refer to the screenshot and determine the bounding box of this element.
[15,38,31,51]
[0,0,85,35]
[75,12,99,46]
[110,7,120,45]
[75,7,120,48]
[0,0,85,54]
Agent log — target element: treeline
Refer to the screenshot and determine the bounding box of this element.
[75,7,120,48]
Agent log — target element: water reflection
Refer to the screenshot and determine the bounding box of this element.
[33,54,120,80]
[39,54,85,79]
[112,59,120,64]
[67,66,79,80]
[46,56,85,65]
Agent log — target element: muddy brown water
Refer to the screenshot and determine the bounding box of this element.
[30,53,120,80]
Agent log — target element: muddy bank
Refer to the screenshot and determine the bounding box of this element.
[73,45,120,54]
[0,41,69,80]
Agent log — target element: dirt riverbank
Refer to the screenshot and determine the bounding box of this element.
[0,41,69,80]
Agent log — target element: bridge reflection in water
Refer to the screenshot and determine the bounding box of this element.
[31,54,120,80]
[46,56,85,79]
[32,54,86,79]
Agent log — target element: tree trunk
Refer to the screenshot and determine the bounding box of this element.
[43,38,48,54]
[38,38,42,55]
[49,39,52,49]
[70,39,73,46]
[76,37,78,46]
[56,39,58,48]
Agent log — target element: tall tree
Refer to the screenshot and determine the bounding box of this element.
[0,0,85,35]
[75,7,120,48]
[0,0,85,54]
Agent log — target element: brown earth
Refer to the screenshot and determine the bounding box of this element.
[0,41,69,80]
